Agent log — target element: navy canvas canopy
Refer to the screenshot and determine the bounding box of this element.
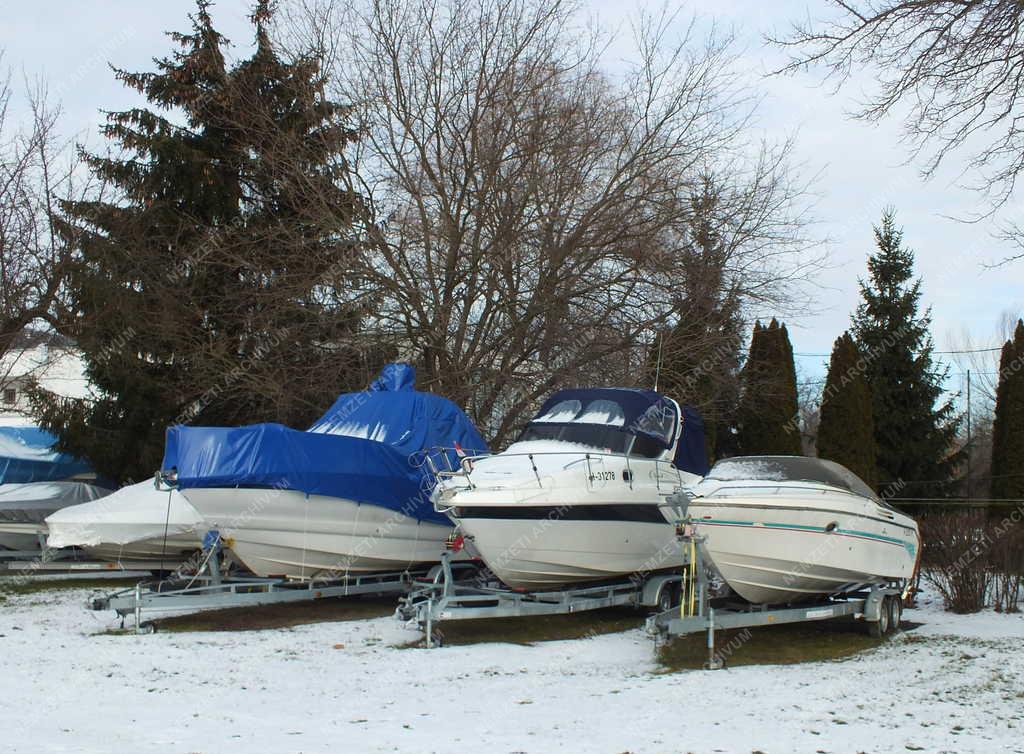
[530,387,708,476]
[0,426,92,484]
[675,405,709,477]
[162,364,488,525]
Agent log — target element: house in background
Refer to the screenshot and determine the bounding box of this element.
[1,331,90,425]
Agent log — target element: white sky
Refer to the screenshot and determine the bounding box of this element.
[1,0,1019,397]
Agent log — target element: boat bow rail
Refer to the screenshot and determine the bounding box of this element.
[427,449,686,502]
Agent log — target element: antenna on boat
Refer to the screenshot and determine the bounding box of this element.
[653,331,663,392]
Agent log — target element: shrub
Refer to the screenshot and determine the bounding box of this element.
[917,505,1024,613]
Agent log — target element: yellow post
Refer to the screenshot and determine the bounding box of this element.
[688,538,696,616]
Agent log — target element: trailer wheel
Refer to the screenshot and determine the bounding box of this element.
[657,582,680,613]
[888,594,902,631]
[868,596,891,637]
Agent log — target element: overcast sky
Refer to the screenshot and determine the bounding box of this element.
[2,0,1020,396]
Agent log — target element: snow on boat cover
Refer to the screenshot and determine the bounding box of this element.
[0,425,92,484]
[161,363,488,525]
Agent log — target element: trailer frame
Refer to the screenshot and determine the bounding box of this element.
[396,551,682,647]
[0,530,170,575]
[644,522,907,668]
[90,536,429,632]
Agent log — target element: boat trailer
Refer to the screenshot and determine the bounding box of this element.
[396,551,682,648]
[644,521,908,668]
[399,529,907,663]
[90,534,428,632]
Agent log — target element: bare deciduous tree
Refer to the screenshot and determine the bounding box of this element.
[0,61,102,408]
[0,66,78,367]
[772,1,1024,262]
[285,0,822,445]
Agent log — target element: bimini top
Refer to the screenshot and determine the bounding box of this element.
[704,456,877,500]
[527,388,708,476]
[162,364,488,525]
[0,425,92,484]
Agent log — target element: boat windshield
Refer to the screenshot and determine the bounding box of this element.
[517,423,666,458]
[705,456,878,499]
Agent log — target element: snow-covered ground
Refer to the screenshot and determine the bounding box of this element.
[1,584,1021,753]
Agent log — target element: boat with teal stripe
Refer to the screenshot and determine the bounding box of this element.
[661,456,920,605]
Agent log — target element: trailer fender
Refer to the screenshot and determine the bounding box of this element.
[862,586,899,623]
[640,574,682,608]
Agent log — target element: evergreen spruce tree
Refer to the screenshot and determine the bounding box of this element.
[991,320,1024,499]
[32,1,370,482]
[653,181,743,462]
[736,319,802,455]
[851,210,960,497]
[817,331,877,488]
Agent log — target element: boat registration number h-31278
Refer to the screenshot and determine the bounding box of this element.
[588,471,616,482]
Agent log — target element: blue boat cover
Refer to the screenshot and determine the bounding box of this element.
[0,425,92,484]
[161,364,488,525]
[530,387,708,476]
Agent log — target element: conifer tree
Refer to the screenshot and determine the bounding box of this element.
[991,320,1024,499]
[653,182,743,461]
[736,319,802,455]
[817,332,877,488]
[851,210,960,497]
[32,1,370,482]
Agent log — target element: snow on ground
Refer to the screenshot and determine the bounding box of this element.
[0,584,1022,754]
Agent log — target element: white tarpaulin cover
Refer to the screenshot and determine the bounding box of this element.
[0,481,111,525]
[45,480,204,547]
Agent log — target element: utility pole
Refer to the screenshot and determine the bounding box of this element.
[966,369,972,502]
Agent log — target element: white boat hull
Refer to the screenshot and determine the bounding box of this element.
[83,536,202,565]
[456,516,683,589]
[681,498,920,604]
[181,488,454,579]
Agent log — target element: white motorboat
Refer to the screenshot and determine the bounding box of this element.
[663,456,920,605]
[0,481,112,551]
[435,388,709,590]
[164,364,488,580]
[45,480,204,563]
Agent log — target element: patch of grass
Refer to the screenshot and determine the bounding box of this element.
[656,617,920,671]
[407,607,644,647]
[152,594,397,632]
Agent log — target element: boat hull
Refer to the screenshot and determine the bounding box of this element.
[455,515,683,590]
[181,488,454,579]
[681,499,919,604]
[83,536,202,565]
